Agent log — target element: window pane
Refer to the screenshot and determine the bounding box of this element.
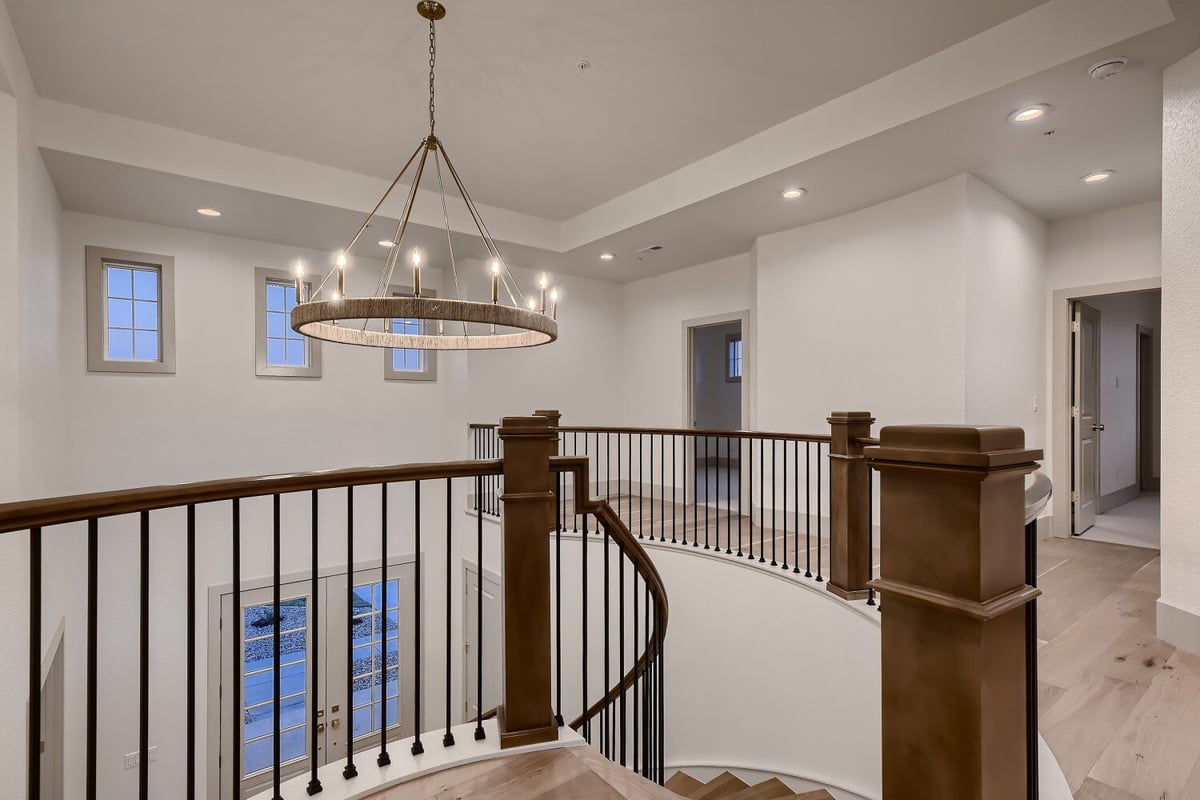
[106,266,132,299]
[284,285,297,311]
[266,312,286,339]
[133,331,158,361]
[132,269,158,301]
[108,330,133,360]
[107,298,133,329]
[266,339,286,366]
[266,283,285,312]
[285,341,306,367]
[133,301,158,331]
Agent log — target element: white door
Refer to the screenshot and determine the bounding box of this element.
[1073,302,1102,534]
[463,563,501,725]
[215,565,414,799]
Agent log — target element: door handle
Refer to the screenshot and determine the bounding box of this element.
[1093,423,1105,431]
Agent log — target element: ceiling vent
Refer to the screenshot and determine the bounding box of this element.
[635,245,664,253]
[1088,57,1128,80]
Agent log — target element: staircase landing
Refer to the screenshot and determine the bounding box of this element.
[366,745,681,799]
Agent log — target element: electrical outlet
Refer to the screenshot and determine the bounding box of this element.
[123,746,159,770]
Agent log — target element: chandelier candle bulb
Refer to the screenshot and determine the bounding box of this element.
[539,274,548,313]
[490,260,500,304]
[293,263,305,303]
[550,288,558,321]
[411,249,423,297]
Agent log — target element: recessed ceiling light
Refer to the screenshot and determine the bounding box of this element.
[379,240,395,247]
[781,188,807,200]
[599,252,615,261]
[1007,104,1052,124]
[196,208,222,217]
[1081,170,1115,183]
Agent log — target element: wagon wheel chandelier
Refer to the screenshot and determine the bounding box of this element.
[290,0,559,351]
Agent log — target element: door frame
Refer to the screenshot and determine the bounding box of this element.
[205,555,417,800]
[1050,278,1161,538]
[681,310,751,432]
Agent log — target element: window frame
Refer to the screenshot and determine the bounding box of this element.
[726,333,743,383]
[383,285,438,383]
[85,246,177,374]
[255,267,322,379]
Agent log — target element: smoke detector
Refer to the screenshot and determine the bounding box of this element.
[1088,57,1128,80]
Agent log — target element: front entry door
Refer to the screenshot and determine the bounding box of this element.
[1072,302,1102,534]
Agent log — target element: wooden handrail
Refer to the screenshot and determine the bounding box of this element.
[0,459,503,534]
[473,422,830,444]
[551,455,669,732]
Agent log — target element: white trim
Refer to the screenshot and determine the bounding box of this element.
[1098,484,1141,514]
[1158,597,1200,655]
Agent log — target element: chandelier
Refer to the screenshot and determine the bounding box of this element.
[290,0,559,350]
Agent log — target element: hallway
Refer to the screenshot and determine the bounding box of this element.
[1077,494,1160,551]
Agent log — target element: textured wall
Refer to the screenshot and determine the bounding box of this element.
[1161,47,1200,650]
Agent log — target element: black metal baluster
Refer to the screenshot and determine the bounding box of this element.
[793,442,801,574]
[183,507,195,799]
[703,436,709,550]
[725,437,732,555]
[87,519,99,800]
[737,438,744,557]
[582,509,589,744]
[379,484,392,766]
[781,442,789,571]
[28,527,41,800]
[748,441,754,560]
[411,481,424,756]
[344,486,359,778]
[444,479,455,748]
[691,435,698,548]
[632,572,639,774]
[671,435,678,544]
[805,443,812,578]
[759,439,765,563]
[139,510,150,800]
[617,432,622,527]
[816,445,824,582]
[272,495,283,799]
[660,435,666,542]
[648,433,654,541]
[232,501,243,793]
[308,492,322,795]
[867,467,877,607]
[474,473,486,741]
[1026,518,1039,800]
[771,439,778,566]
[638,433,644,539]
[555,471,563,728]
[618,551,626,766]
[603,525,611,757]
[642,582,650,779]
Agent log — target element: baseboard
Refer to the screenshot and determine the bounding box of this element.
[1099,484,1141,514]
[1158,597,1200,655]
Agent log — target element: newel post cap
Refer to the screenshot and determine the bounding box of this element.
[827,411,876,426]
[498,415,556,439]
[866,424,1042,471]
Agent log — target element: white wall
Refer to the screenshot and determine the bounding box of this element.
[1079,291,1160,500]
[1160,47,1200,653]
[621,254,753,428]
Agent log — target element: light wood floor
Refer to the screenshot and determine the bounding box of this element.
[1037,535,1200,800]
[368,745,682,800]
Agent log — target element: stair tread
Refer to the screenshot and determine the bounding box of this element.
[691,772,751,800]
[722,778,796,800]
[792,791,834,800]
[665,772,705,796]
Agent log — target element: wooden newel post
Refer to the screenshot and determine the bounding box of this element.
[865,426,1042,800]
[827,411,875,600]
[497,414,559,748]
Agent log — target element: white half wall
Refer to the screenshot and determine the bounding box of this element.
[1161,46,1200,653]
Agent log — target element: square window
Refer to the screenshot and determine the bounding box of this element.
[256,269,321,378]
[87,248,175,374]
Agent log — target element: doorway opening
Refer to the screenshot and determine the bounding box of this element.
[1069,289,1160,548]
[686,316,745,506]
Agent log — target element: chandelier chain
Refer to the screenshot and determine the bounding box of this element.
[428,19,437,134]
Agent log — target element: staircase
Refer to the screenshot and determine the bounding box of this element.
[665,771,834,800]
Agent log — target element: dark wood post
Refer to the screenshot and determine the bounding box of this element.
[827,411,875,600]
[497,414,559,748]
[866,426,1042,800]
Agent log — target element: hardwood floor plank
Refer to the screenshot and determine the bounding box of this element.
[1037,542,1157,640]
[1040,670,1148,792]
[1088,618,1176,688]
[1089,651,1200,800]
[1038,680,1066,715]
[1119,558,1161,595]
[1073,777,1150,800]
[665,771,705,796]
[1039,589,1156,689]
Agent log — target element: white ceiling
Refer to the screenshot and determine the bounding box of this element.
[12,0,1200,282]
[8,0,1046,219]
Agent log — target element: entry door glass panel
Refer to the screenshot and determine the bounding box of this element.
[351,579,400,740]
[242,598,309,777]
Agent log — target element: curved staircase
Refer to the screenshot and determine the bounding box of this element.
[665,771,834,800]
